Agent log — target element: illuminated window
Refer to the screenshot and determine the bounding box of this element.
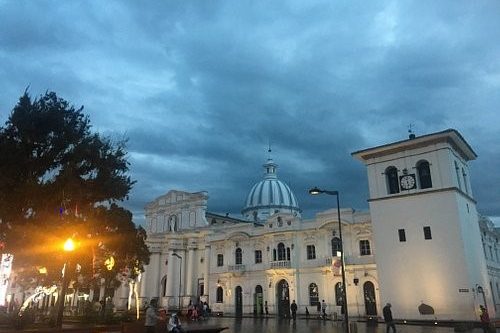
[309,283,319,306]
[335,282,343,306]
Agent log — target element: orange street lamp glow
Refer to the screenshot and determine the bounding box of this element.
[63,238,75,252]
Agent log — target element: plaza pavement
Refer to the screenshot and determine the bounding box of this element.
[0,316,492,333]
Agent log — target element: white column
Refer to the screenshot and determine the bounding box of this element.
[166,250,175,297]
[177,250,186,299]
[152,252,161,298]
[186,248,195,296]
[203,246,211,296]
[139,266,148,297]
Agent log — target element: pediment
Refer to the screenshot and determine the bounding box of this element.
[226,231,251,242]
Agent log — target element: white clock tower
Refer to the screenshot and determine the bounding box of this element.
[352,129,492,321]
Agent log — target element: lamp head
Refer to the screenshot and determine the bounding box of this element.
[309,187,322,195]
[63,238,75,252]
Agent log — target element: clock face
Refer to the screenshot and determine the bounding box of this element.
[400,174,416,190]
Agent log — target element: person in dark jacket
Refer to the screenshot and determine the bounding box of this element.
[290,300,298,321]
[383,303,396,333]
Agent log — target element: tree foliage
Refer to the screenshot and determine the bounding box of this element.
[0,91,150,287]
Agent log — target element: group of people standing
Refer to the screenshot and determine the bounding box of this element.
[187,300,210,320]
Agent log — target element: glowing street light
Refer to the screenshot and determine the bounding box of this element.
[309,187,349,333]
[55,238,75,328]
[63,238,75,252]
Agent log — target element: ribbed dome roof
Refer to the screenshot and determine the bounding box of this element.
[242,158,301,222]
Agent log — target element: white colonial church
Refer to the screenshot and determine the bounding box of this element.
[137,129,498,321]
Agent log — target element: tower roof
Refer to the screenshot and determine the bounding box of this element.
[351,129,477,162]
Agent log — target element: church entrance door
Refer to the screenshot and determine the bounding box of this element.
[363,281,377,316]
[254,285,263,316]
[235,286,243,317]
[276,279,290,318]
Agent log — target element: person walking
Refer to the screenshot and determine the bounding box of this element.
[144,299,161,333]
[321,300,327,320]
[290,300,298,321]
[316,301,321,318]
[480,305,491,333]
[383,303,396,333]
[265,301,269,316]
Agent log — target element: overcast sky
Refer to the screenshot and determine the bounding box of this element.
[1,1,499,226]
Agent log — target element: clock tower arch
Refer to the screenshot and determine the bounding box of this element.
[352,129,492,321]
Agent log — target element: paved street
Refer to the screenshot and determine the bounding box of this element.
[0,317,491,333]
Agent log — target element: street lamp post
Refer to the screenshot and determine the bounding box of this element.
[55,238,75,328]
[309,187,349,333]
[477,285,488,311]
[172,253,183,311]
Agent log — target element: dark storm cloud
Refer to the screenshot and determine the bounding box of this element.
[1,1,499,225]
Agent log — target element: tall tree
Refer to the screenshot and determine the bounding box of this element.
[0,91,150,288]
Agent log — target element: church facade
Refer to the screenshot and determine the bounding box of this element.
[137,129,497,321]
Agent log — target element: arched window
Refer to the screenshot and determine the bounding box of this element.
[216,286,224,303]
[363,281,377,316]
[335,282,344,306]
[417,160,432,189]
[277,243,286,261]
[309,283,319,305]
[385,166,399,194]
[161,275,167,297]
[331,237,342,256]
[235,248,242,265]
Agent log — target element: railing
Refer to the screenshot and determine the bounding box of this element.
[270,260,291,269]
[228,264,246,272]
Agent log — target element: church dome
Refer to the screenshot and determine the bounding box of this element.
[242,158,301,222]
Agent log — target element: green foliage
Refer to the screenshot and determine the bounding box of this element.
[0,91,150,288]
